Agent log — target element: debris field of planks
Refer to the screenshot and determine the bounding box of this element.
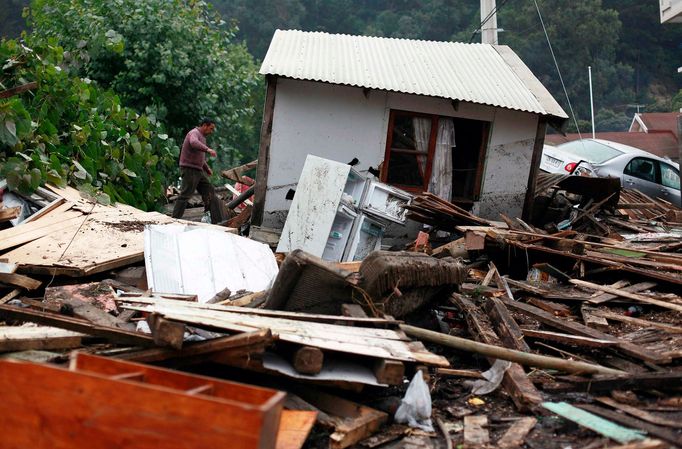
[1,175,682,449]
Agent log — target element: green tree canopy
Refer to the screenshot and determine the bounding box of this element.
[0,38,179,209]
[28,0,262,166]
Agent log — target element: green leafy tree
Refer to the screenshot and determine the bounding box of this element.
[500,0,636,132]
[0,38,179,209]
[28,0,262,168]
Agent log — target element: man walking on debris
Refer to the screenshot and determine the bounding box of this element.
[172,118,222,224]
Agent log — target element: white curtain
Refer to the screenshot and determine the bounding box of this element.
[412,117,431,179]
[428,118,455,201]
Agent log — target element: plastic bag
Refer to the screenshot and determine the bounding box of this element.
[466,359,511,395]
[394,372,434,432]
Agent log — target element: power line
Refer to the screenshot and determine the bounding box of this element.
[469,0,514,44]
[532,0,582,138]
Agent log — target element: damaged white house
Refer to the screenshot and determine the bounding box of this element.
[252,30,568,230]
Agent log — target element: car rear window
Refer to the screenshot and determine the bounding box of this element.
[558,140,624,164]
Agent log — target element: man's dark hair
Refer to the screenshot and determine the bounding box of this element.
[199,118,215,126]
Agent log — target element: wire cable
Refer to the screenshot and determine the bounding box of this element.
[533,0,582,138]
[469,0,513,44]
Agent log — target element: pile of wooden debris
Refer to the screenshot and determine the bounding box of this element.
[1,179,681,449]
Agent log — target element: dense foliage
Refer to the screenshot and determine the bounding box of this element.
[28,0,262,166]
[0,38,180,209]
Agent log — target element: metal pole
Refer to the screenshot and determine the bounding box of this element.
[481,0,498,44]
[589,66,595,138]
[678,115,682,207]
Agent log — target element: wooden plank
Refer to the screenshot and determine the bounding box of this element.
[22,197,67,224]
[148,313,185,350]
[501,298,671,364]
[373,359,405,385]
[118,295,399,327]
[521,329,618,348]
[296,389,387,449]
[581,306,610,331]
[436,368,484,378]
[543,402,646,444]
[0,81,38,99]
[123,304,448,366]
[276,410,317,449]
[115,330,273,364]
[252,75,277,227]
[0,272,41,290]
[0,326,83,352]
[577,404,682,447]
[590,282,658,305]
[53,297,128,329]
[497,417,537,448]
[522,118,547,221]
[595,397,682,429]
[528,298,572,317]
[549,372,682,393]
[485,297,532,352]
[463,415,490,448]
[571,279,682,313]
[0,304,155,347]
[0,206,21,222]
[589,309,682,334]
[0,289,21,304]
[603,440,669,449]
[0,209,83,250]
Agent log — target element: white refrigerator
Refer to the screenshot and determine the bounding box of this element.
[276,155,411,262]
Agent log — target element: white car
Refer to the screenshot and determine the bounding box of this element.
[540,139,680,205]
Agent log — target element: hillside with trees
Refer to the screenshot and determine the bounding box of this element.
[2,0,682,205]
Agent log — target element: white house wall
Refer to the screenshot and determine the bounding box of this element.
[262,78,539,228]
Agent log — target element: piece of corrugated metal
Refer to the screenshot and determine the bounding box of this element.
[260,30,568,119]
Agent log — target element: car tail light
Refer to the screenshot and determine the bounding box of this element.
[564,162,577,173]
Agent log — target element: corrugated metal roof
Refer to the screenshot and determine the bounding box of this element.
[260,30,568,120]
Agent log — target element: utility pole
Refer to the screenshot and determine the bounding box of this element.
[481,0,498,44]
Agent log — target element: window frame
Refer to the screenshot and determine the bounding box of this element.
[660,162,681,191]
[381,110,439,193]
[381,109,489,201]
[624,157,660,184]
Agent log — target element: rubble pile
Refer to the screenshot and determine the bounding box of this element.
[1,175,681,449]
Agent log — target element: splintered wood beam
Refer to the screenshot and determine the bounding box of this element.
[589,309,682,334]
[500,298,671,364]
[570,279,682,313]
[0,304,155,347]
[148,313,185,350]
[549,371,682,393]
[295,389,387,449]
[0,326,84,352]
[521,329,617,348]
[496,416,537,449]
[115,330,274,364]
[588,281,657,304]
[595,397,682,429]
[451,294,542,411]
[464,415,490,448]
[0,206,21,222]
[0,272,42,290]
[0,82,38,99]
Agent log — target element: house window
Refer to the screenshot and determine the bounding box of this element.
[381,110,489,204]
